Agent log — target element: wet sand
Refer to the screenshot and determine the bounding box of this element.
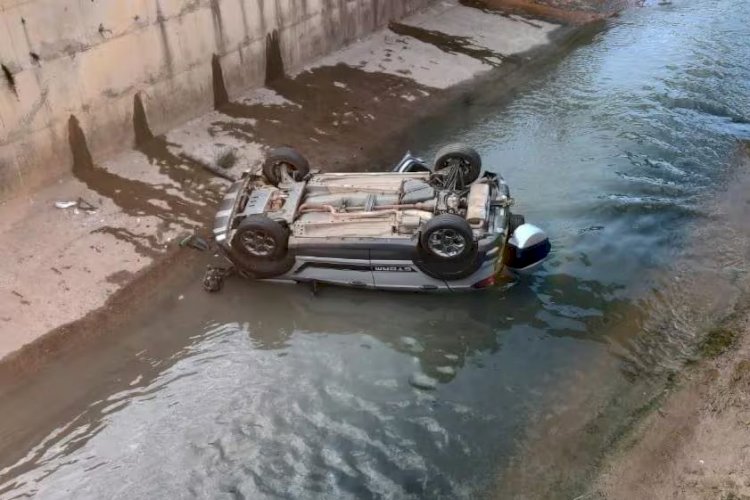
[594,311,750,499]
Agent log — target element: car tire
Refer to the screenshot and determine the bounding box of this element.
[231,250,296,279]
[509,213,526,234]
[414,249,483,281]
[433,143,482,187]
[420,214,476,262]
[232,215,289,261]
[263,146,310,185]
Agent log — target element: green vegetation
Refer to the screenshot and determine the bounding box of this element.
[698,327,738,358]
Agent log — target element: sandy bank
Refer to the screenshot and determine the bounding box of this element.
[594,310,750,499]
[593,143,750,499]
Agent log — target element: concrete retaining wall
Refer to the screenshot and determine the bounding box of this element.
[0,0,431,200]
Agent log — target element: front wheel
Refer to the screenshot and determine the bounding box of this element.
[231,250,296,279]
[232,215,289,261]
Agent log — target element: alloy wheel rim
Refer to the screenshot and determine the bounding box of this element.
[428,229,466,258]
[241,230,276,257]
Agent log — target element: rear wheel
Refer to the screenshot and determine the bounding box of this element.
[416,214,480,280]
[263,146,310,185]
[413,250,483,281]
[433,143,482,188]
[231,250,295,279]
[420,214,476,262]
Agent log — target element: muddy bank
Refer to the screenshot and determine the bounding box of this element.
[592,144,750,500]
[593,307,750,499]
[0,248,204,385]
[460,0,628,24]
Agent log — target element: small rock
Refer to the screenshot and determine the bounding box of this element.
[401,336,423,353]
[55,200,77,209]
[436,366,455,376]
[409,373,437,391]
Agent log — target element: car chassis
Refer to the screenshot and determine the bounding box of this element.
[206,144,551,292]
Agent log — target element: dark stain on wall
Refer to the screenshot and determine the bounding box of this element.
[256,0,266,34]
[210,0,226,54]
[265,30,285,85]
[68,115,95,171]
[156,2,174,74]
[372,0,380,29]
[21,17,40,62]
[133,93,155,147]
[212,54,229,109]
[237,0,250,41]
[2,64,17,96]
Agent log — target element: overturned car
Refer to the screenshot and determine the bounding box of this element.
[208,144,550,292]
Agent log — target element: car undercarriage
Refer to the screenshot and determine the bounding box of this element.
[207,144,551,292]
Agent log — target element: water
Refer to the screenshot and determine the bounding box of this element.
[2,1,750,498]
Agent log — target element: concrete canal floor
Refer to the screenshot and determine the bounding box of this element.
[0,0,579,366]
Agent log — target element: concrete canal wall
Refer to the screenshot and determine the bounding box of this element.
[0,0,431,201]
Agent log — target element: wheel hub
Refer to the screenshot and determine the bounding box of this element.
[273,162,297,183]
[241,230,276,257]
[443,157,470,172]
[428,229,467,258]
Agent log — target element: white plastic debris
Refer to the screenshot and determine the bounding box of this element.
[55,198,98,212]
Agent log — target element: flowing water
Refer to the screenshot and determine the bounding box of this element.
[2,1,750,498]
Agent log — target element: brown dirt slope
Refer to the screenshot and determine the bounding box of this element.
[462,0,630,24]
[594,313,750,499]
